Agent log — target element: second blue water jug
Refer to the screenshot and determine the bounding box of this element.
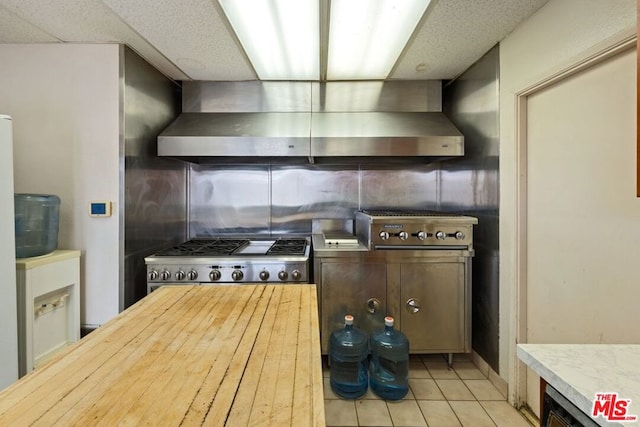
[369,316,409,400]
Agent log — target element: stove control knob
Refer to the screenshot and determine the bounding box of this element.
[187,270,198,280]
[259,270,270,281]
[379,231,390,240]
[209,270,221,281]
[417,231,427,240]
[278,270,288,281]
[291,270,302,281]
[231,270,244,281]
[175,270,185,280]
[148,270,158,281]
[398,231,409,240]
[435,231,446,240]
[160,270,171,280]
[454,231,466,240]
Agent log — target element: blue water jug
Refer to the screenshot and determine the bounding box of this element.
[329,314,369,399]
[14,194,60,258]
[369,316,409,400]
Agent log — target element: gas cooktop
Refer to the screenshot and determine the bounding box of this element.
[152,237,308,257]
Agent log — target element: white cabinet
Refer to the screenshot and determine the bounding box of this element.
[16,250,81,376]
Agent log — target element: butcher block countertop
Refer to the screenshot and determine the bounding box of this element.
[0,284,325,426]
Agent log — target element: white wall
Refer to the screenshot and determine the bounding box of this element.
[499,0,636,401]
[0,44,121,326]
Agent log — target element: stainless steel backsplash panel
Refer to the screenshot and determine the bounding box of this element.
[189,164,443,236]
[271,165,360,234]
[189,165,270,236]
[360,165,440,210]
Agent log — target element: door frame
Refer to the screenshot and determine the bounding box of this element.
[510,35,637,409]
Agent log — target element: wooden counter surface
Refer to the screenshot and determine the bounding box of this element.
[0,284,325,426]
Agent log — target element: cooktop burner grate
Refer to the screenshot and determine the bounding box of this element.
[154,238,250,257]
[151,238,310,257]
[267,239,308,256]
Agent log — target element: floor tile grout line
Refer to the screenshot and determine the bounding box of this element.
[324,354,528,427]
[477,400,502,427]
[415,398,466,427]
[353,400,360,426]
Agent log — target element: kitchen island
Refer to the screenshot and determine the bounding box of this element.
[518,344,640,427]
[0,284,325,426]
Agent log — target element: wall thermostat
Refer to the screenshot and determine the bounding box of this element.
[89,201,112,217]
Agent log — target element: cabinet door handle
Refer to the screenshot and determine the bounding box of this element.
[406,298,421,314]
[366,298,381,314]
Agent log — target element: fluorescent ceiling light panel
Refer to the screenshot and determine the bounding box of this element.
[219,0,319,80]
[327,0,431,80]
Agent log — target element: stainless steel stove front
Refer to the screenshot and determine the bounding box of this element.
[145,237,311,294]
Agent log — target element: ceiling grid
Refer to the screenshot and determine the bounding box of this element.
[0,0,549,82]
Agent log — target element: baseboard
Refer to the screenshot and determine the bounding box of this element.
[472,350,508,399]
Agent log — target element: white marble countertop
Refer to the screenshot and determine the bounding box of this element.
[518,344,640,426]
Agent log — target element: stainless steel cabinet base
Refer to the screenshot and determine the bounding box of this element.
[315,254,472,356]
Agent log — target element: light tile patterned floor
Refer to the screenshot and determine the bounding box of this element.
[323,354,533,427]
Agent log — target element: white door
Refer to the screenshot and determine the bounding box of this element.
[524,47,639,416]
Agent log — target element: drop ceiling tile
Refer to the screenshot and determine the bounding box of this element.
[101,0,255,81]
[0,0,189,81]
[392,0,549,79]
[0,4,59,42]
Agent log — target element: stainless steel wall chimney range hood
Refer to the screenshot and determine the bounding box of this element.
[158,81,464,164]
[158,112,312,163]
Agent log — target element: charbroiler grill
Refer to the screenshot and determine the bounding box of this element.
[355,209,476,250]
[145,236,310,294]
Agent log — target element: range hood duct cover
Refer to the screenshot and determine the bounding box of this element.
[158,112,464,163]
